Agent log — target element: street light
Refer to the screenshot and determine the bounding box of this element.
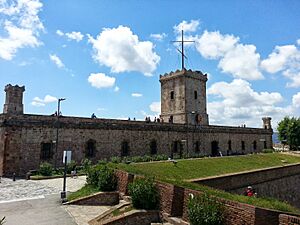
[54,98,66,170]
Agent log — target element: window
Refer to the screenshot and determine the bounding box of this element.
[241,141,245,150]
[194,90,197,99]
[228,140,232,151]
[194,141,200,153]
[172,141,178,153]
[150,140,158,155]
[170,91,174,100]
[169,115,173,123]
[253,141,257,150]
[264,141,267,149]
[86,139,96,158]
[121,140,130,157]
[41,143,52,160]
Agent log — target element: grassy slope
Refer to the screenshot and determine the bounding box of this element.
[112,153,300,213]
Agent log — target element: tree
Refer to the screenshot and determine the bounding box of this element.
[278,117,300,150]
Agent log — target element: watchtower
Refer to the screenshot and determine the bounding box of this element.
[159,69,209,125]
[262,117,272,129]
[3,84,25,114]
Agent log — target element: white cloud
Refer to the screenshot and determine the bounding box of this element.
[207,79,289,128]
[261,45,298,73]
[174,19,200,33]
[56,30,84,42]
[149,101,161,114]
[31,95,57,107]
[114,86,120,92]
[195,30,263,80]
[56,29,64,36]
[87,25,160,76]
[261,44,300,87]
[131,93,143,97]
[293,92,300,108]
[218,44,262,80]
[88,73,116,89]
[150,33,167,41]
[196,30,239,59]
[0,0,44,60]
[297,39,300,46]
[65,31,83,42]
[49,54,64,68]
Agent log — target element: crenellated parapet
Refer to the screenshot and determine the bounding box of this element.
[159,68,207,83]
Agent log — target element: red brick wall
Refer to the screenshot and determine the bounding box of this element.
[115,170,134,195]
[114,170,300,225]
[279,214,300,225]
[156,181,184,216]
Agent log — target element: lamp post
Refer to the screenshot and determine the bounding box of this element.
[54,98,66,170]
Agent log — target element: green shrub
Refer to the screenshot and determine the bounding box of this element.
[128,178,159,210]
[81,158,92,173]
[67,160,77,174]
[86,163,117,191]
[39,162,53,176]
[97,165,117,191]
[262,149,274,153]
[111,156,121,164]
[188,193,224,225]
[153,154,168,161]
[86,165,101,186]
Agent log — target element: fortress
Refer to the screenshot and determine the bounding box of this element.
[0,69,273,176]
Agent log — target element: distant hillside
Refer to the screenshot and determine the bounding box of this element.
[273,132,280,144]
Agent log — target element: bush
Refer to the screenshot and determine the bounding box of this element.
[97,165,117,191]
[86,163,117,191]
[188,193,224,225]
[128,178,159,210]
[81,158,92,173]
[262,149,274,153]
[111,156,121,164]
[67,160,77,174]
[86,165,100,186]
[39,162,53,176]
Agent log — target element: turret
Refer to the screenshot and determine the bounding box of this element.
[262,117,272,129]
[3,84,25,115]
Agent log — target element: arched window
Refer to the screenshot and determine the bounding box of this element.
[150,140,158,155]
[41,142,52,160]
[253,141,257,150]
[170,91,174,100]
[241,141,245,151]
[121,140,130,157]
[228,140,232,151]
[86,139,96,158]
[194,90,197,99]
[194,141,200,153]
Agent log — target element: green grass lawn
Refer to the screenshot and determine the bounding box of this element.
[113,153,300,182]
[111,153,300,213]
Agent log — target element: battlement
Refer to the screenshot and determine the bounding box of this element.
[159,69,207,82]
[4,84,25,92]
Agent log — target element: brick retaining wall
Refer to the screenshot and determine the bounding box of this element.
[114,170,300,225]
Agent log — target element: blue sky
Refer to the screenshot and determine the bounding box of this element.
[0,0,300,128]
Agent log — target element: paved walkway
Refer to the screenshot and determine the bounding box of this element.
[0,176,110,225]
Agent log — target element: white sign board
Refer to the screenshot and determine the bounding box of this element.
[63,150,72,164]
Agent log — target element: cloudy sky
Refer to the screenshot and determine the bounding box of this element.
[0,0,300,128]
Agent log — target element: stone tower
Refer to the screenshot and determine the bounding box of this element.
[262,117,272,129]
[3,84,25,114]
[159,69,209,125]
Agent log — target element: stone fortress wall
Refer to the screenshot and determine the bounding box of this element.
[0,68,273,176]
[0,113,272,176]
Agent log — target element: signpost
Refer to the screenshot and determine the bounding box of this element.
[61,150,71,202]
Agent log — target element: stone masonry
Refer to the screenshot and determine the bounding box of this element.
[0,68,273,176]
